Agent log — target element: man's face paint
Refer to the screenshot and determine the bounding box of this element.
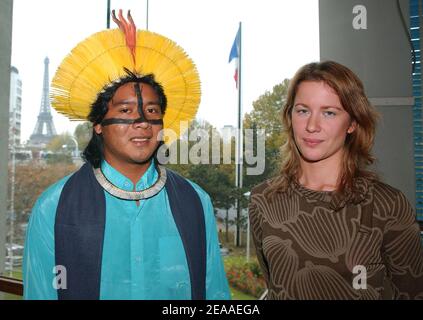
[94,82,164,168]
[101,82,164,127]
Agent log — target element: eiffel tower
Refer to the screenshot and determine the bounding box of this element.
[29,57,57,147]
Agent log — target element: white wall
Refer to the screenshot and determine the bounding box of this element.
[319,0,415,206]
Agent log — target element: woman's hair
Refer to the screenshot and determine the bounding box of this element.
[82,71,167,168]
[267,60,379,198]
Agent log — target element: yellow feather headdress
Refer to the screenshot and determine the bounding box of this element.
[50,10,200,143]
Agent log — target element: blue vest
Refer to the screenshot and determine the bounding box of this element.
[54,163,206,300]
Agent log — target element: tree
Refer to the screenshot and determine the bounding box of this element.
[166,119,235,212]
[244,79,289,143]
[74,121,92,151]
[243,79,290,189]
[164,119,236,223]
[7,162,77,243]
[46,132,75,153]
[185,163,236,243]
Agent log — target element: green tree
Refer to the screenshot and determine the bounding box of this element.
[166,119,235,208]
[46,132,75,153]
[8,162,77,243]
[44,133,75,164]
[74,121,92,151]
[164,118,261,246]
[243,78,290,189]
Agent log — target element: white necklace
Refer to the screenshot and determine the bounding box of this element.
[93,165,167,200]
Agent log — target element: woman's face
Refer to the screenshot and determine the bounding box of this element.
[291,80,356,164]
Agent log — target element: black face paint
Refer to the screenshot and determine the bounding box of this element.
[101,82,164,127]
[101,118,163,126]
[134,82,146,123]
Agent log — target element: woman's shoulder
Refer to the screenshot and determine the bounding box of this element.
[251,176,285,196]
[249,176,293,210]
[369,179,414,215]
[371,179,409,201]
[250,180,270,196]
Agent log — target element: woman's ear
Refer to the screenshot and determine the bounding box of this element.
[347,120,357,134]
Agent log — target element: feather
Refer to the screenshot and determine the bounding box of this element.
[50,27,201,144]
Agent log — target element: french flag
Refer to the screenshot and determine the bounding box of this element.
[228,26,241,88]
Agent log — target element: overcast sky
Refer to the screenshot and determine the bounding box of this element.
[11,0,320,142]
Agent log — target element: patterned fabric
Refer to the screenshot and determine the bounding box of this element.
[249,177,423,300]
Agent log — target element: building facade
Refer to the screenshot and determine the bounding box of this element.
[0,0,14,277]
[9,66,22,147]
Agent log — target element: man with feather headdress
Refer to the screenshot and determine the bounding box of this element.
[23,10,230,300]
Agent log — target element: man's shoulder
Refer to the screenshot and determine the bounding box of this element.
[34,173,74,209]
[165,168,210,200]
[187,180,210,201]
[184,177,210,202]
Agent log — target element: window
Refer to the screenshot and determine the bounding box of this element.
[411,0,423,224]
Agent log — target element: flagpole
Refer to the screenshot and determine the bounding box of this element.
[106,0,111,29]
[238,21,243,190]
[236,21,243,247]
[236,22,250,260]
[146,0,149,30]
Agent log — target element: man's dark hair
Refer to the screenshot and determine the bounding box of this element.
[82,70,167,168]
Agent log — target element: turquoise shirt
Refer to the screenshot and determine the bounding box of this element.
[23,160,230,300]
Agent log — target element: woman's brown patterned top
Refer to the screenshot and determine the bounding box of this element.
[249,177,423,299]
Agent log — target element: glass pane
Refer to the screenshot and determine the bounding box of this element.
[3,0,319,300]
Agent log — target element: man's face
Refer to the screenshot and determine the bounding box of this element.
[94,82,163,168]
